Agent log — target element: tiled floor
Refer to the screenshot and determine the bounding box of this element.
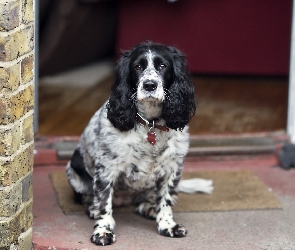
[32,145,295,250]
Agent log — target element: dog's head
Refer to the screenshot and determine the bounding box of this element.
[107,42,196,132]
[129,44,173,102]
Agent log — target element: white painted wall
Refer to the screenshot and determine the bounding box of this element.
[34,0,38,132]
[287,0,295,143]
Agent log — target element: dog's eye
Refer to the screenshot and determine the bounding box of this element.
[159,64,167,70]
[134,65,142,71]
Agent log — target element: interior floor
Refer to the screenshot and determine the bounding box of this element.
[38,64,288,136]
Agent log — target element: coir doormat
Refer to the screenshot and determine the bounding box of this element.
[50,170,282,214]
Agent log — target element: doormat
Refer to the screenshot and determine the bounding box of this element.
[50,170,282,215]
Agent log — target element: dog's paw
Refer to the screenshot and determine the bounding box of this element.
[158,224,187,238]
[91,228,116,246]
[136,202,157,220]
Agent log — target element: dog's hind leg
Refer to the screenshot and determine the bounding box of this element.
[134,188,157,220]
[66,148,93,197]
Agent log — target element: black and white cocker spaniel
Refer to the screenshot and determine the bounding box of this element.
[66,42,205,246]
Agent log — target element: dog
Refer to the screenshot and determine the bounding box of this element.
[66,42,197,246]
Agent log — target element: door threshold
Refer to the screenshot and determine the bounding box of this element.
[34,131,288,166]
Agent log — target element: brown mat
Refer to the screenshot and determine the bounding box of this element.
[50,170,282,215]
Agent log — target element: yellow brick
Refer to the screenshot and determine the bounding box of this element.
[22,0,34,24]
[0,35,9,61]
[0,159,10,186]
[11,84,34,121]
[0,26,34,61]
[17,228,33,250]
[0,1,20,31]
[0,200,33,246]
[17,144,34,181]
[0,144,34,187]
[21,171,32,202]
[21,54,34,84]
[1,83,34,125]
[0,123,21,157]
[0,182,22,217]
[0,63,21,93]
[0,96,9,125]
[22,113,34,144]
[17,25,34,58]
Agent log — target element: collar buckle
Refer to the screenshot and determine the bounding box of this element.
[136,113,169,132]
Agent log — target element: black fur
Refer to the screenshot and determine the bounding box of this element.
[107,51,136,131]
[162,46,196,130]
[70,148,93,195]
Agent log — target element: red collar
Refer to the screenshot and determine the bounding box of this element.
[135,113,169,132]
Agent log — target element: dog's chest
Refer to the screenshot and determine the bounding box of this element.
[118,137,169,190]
[118,167,162,191]
[84,109,189,190]
[113,127,185,191]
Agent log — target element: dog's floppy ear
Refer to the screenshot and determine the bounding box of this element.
[107,51,136,131]
[162,46,196,131]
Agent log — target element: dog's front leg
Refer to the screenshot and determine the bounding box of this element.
[90,167,116,246]
[156,164,187,238]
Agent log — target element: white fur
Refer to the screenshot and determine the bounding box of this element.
[137,50,164,102]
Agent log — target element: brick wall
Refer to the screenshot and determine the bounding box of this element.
[0,0,34,248]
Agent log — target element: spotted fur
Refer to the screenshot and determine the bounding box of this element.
[66,42,196,246]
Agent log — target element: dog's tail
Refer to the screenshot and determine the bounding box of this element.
[178,178,214,194]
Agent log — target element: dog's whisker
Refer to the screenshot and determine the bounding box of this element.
[163,90,170,101]
[129,93,138,102]
[130,93,138,108]
[164,88,171,94]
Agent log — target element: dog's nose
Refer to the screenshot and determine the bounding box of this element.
[143,81,158,92]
